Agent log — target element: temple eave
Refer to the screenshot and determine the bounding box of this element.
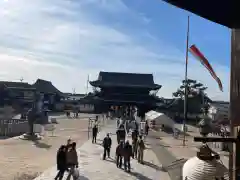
[89,80,161,90]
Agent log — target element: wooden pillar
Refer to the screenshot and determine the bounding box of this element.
[229,29,240,180]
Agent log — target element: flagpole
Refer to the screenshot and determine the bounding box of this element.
[183,15,190,146]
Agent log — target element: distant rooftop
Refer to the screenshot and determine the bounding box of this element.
[90,71,161,89]
[0,81,34,89]
[32,79,62,95]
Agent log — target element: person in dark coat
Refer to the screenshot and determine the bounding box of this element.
[92,124,98,143]
[115,140,124,168]
[66,138,72,151]
[136,135,145,164]
[116,125,126,144]
[132,130,138,159]
[66,142,79,180]
[132,129,138,141]
[54,145,67,180]
[123,140,133,172]
[145,121,149,136]
[102,133,112,160]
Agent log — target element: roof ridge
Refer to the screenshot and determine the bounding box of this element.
[36,79,52,83]
[100,71,153,75]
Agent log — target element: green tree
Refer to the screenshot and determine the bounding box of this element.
[172,79,208,99]
[172,79,211,115]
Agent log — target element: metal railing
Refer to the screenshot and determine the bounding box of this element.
[0,118,29,137]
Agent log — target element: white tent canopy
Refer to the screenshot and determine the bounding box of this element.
[145,111,174,129]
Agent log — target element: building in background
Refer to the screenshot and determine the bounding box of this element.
[89,71,161,115]
[63,93,85,101]
[208,101,229,123]
[0,81,36,110]
[32,79,64,110]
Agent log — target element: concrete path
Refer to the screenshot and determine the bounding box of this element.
[34,123,170,180]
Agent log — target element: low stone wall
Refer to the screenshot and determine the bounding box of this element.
[0,119,29,137]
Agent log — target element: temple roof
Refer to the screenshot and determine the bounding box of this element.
[90,71,161,90]
[32,79,63,95]
[163,0,238,28]
[0,81,34,90]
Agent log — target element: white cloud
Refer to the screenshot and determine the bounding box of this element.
[0,0,229,100]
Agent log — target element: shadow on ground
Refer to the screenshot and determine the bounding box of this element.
[66,174,90,180]
[129,171,152,180]
[33,140,52,149]
[105,157,115,164]
[143,161,162,171]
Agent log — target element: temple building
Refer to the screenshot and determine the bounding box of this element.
[32,79,64,110]
[0,81,36,110]
[89,71,161,115]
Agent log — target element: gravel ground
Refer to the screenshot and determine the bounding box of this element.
[0,115,94,180]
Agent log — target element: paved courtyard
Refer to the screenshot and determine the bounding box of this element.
[34,123,170,180]
[0,115,93,180]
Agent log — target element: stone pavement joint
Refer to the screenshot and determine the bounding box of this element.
[34,122,170,180]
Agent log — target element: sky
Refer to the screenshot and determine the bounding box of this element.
[0,0,230,101]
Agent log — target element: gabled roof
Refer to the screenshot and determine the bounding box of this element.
[90,71,161,89]
[0,81,34,90]
[32,79,62,95]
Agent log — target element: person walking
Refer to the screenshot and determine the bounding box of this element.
[66,142,79,180]
[66,138,72,151]
[102,133,112,160]
[92,124,98,143]
[132,130,138,159]
[116,124,126,144]
[145,120,149,136]
[123,140,133,172]
[115,140,124,168]
[54,145,67,180]
[137,135,145,164]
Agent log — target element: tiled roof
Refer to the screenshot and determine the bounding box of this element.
[99,71,154,85]
[90,71,161,89]
[32,79,62,95]
[0,81,33,89]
